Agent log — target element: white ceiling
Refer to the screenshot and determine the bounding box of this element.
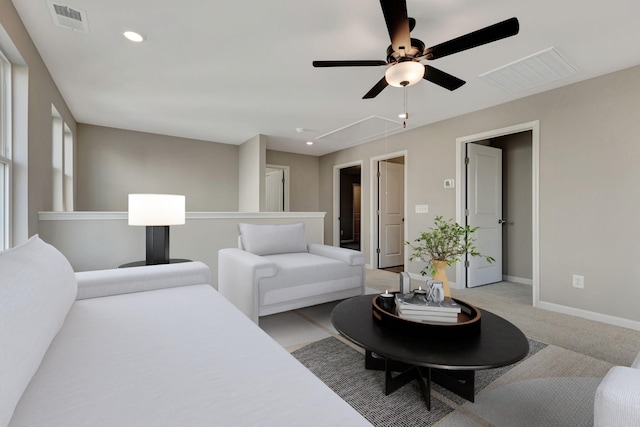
[11,0,640,156]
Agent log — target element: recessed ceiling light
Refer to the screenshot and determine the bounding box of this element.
[123,31,145,42]
[306,141,314,146]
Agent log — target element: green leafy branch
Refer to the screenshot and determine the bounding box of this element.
[405,215,495,276]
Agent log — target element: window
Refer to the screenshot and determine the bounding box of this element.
[0,51,11,250]
[63,125,74,210]
[51,105,73,212]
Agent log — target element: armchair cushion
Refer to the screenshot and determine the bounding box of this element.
[308,243,366,266]
[239,222,308,256]
[260,253,362,306]
[0,236,77,427]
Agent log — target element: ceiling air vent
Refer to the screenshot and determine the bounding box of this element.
[48,1,89,33]
[479,47,577,93]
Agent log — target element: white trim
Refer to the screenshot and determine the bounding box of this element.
[39,211,327,221]
[502,275,533,286]
[455,121,540,309]
[0,51,11,249]
[369,150,408,270]
[332,160,363,247]
[537,301,640,332]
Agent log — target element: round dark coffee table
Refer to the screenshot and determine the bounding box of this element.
[331,295,529,410]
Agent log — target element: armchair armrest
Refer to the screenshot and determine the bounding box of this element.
[217,248,277,324]
[75,261,211,300]
[308,243,365,266]
[594,366,640,427]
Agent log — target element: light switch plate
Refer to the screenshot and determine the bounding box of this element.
[415,204,429,214]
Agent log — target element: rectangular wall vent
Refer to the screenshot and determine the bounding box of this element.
[480,47,577,93]
[316,115,403,147]
[48,1,89,33]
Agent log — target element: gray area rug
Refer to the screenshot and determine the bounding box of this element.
[292,336,612,427]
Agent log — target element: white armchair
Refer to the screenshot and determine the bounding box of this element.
[594,351,640,426]
[218,222,365,323]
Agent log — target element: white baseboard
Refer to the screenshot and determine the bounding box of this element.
[502,275,533,286]
[536,300,640,332]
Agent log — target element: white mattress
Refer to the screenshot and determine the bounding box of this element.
[9,285,371,427]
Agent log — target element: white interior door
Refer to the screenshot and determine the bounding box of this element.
[378,160,404,268]
[265,168,284,212]
[467,144,503,287]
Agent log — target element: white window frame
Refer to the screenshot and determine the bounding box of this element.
[63,124,73,211]
[51,105,74,212]
[0,49,11,250]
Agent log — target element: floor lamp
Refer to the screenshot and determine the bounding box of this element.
[128,194,185,265]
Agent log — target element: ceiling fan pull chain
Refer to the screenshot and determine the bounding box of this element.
[402,85,408,128]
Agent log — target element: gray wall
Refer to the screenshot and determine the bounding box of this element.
[266,150,320,212]
[319,64,640,323]
[76,124,239,211]
[1,0,76,242]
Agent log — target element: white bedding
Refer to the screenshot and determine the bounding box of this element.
[9,285,371,427]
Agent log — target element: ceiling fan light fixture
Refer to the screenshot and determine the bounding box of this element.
[385,61,424,87]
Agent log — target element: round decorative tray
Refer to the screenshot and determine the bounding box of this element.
[371,294,481,339]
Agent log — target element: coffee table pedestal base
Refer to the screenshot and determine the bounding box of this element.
[365,350,475,410]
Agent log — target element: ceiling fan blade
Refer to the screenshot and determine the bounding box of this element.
[408,17,416,32]
[423,65,465,91]
[379,0,411,54]
[424,17,519,60]
[363,77,389,99]
[313,60,387,67]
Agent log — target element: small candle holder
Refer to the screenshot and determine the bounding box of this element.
[409,286,428,304]
[378,290,395,313]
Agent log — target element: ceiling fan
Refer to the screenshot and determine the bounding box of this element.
[312,0,519,99]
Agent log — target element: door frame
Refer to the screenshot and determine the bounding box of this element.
[333,160,362,248]
[369,150,408,270]
[455,121,540,306]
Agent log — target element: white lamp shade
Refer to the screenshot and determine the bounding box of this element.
[128,194,185,226]
[385,61,425,87]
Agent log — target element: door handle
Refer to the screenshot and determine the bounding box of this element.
[498,219,507,224]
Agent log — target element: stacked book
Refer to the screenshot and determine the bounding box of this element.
[395,294,462,323]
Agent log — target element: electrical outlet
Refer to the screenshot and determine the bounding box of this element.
[572,274,584,289]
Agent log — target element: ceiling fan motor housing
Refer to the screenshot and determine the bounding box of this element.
[386,38,426,62]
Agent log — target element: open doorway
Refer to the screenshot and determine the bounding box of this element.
[455,121,540,305]
[373,154,406,272]
[339,166,362,251]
